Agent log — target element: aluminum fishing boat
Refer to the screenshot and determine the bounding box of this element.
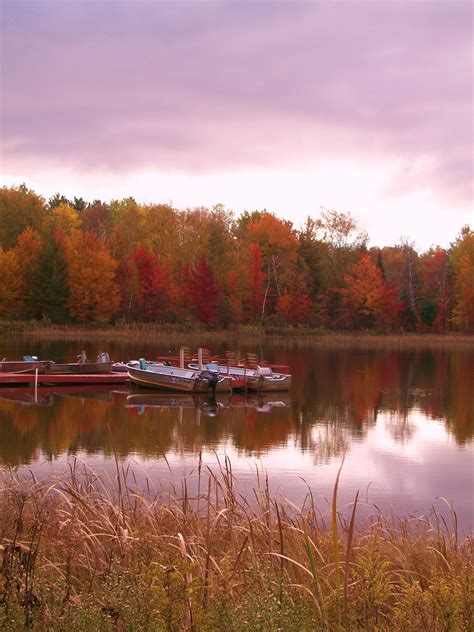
[188,362,292,391]
[128,360,232,393]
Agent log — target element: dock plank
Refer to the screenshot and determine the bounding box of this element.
[0,373,130,386]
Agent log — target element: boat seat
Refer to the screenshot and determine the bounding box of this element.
[245,352,268,368]
[201,348,212,364]
[180,346,192,366]
[224,351,238,366]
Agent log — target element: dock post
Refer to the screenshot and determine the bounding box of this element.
[34,368,38,402]
[198,347,203,370]
[179,347,185,369]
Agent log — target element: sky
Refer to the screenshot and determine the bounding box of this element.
[1,0,473,250]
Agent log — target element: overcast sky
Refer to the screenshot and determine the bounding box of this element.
[1,0,472,249]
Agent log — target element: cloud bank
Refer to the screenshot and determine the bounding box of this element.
[1,1,473,209]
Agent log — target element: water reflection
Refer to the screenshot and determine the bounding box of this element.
[0,344,472,526]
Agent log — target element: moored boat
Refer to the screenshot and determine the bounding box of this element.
[0,359,51,373]
[245,366,292,391]
[47,361,114,374]
[128,360,232,393]
[45,351,114,374]
[188,362,292,391]
[0,351,114,375]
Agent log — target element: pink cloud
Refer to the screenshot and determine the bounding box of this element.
[1,1,472,207]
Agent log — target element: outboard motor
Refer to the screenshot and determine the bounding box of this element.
[200,363,220,398]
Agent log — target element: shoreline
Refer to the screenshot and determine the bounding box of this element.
[1,321,474,349]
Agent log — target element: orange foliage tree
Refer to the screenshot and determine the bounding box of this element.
[276,290,313,326]
[0,248,22,318]
[13,228,43,317]
[65,232,120,322]
[338,253,402,330]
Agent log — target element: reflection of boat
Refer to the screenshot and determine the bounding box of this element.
[126,392,291,412]
[188,363,292,391]
[128,362,232,393]
[0,385,130,405]
[126,393,227,408]
[0,387,54,406]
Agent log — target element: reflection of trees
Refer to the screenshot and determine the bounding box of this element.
[306,423,350,465]
[385,411,416,444]
[0,347,471,468]
[289,347,473,446]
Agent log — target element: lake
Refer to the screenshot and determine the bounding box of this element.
[0,336,473,532]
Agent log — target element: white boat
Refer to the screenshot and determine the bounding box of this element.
[188,362,292,391]
[128,360,232,393]
[245,366,292,391]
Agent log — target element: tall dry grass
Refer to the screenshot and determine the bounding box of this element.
[1,319,473,350]
[0,459,472,631]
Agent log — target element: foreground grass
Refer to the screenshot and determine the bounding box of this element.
[0,462,472,631]
[1,319,473,349]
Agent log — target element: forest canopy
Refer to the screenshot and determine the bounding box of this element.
[0,185,472,332]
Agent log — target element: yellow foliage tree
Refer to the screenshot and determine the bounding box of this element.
[450,226,474,332]
[0,248,22,318]
[49,202,82,236]
[66,232,120,322]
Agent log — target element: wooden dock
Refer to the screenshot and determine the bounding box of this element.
[0,372,130,386]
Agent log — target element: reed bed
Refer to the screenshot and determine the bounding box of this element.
[1,320,473,350]
[0,459,472,631]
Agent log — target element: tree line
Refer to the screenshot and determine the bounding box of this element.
[0,184,473,332]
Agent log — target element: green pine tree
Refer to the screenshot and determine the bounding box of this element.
[30,232,70,323]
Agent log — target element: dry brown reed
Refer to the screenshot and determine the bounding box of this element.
[1,320,473,350]
[0,460,472,631]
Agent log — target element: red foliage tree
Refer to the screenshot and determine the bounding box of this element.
[131,246,166,321]
[248,243,265,320]
[187,258,220,325]
[276,290,313,325]
[338,253,403,330]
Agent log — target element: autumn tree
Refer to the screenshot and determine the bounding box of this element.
[418,247,450,331]
[276,290,313,326]
[115,257,140,321]
[313,207,368,285]
[0,185,46,249]
[186,258,219,325]
[47,202,82,236]
[66,232,120,322]
[141,203,180,261]
[338,253,402,330]
[108,198,145,259]
[297,217,330,299]
[13,228,43,317]
[246,243,265,321]
[238,211,299,320]
[0,248,22,318]
[82,200,113,241]
[131,246,166,321]
[450,226,474,332]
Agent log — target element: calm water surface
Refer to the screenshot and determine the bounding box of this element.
[0,337,473,530]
